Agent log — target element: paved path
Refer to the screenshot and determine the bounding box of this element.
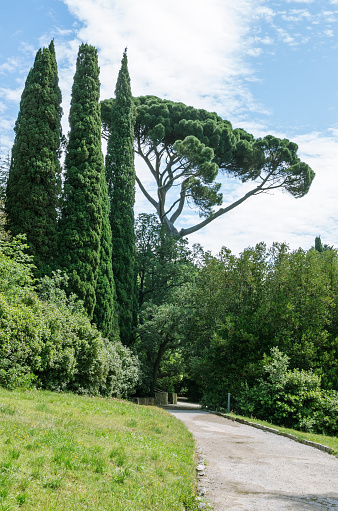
[169,409,338,510]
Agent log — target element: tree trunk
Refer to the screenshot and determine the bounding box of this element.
[151,337,170,394]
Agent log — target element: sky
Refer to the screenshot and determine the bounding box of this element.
[1,0,338,254]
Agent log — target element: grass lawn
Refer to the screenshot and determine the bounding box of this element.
[224,412,338,455]
[0,388,199,511]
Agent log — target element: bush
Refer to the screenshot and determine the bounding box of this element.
[0,293,44,388]
[0,237,140,397]
[100,341,140,398]
[236,347,338,435]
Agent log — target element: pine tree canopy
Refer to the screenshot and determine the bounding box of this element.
[5,40,62,275]
[101,96,315,237]
[59,43,104,319]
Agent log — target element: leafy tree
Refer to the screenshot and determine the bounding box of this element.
[5,41,62,275]
[134,214,196,393]
[135,213,193,308]
[183,243,338,406]
[101,96,315,237]
[105,50,137,345]
[238,347,338,435]
[137,301,184,394]
[59,44,103,319]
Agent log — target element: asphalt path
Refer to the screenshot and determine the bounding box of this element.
[169,409,338,510]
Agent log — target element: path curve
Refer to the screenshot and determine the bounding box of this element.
[169,409,338,510]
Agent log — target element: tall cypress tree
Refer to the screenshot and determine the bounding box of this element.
[106,49,137,346]
[5,41,62,275]
[59,44,103,319]
[93,167,120,339]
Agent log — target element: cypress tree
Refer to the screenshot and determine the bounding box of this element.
[315,236,324,253]
[106,49,137,346]
[5,41,62,275]
[59,44,103,318]
[93,167,120,339]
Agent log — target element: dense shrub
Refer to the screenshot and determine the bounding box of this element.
[0,237,140,397]
[236,347,338,435]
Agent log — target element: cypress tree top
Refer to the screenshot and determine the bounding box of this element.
[59,43,104,318]
[5,40,62,275]
[106,49,137,345]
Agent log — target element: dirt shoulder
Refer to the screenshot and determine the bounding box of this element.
[169,409,338,510]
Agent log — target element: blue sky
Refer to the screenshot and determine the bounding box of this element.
[1,0,338,254]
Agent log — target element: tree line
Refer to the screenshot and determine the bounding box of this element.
[5,42,136,346]
[137,231,338,434]
[3,39,337,435]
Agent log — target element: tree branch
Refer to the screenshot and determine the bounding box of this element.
[136,137,158,181]
[135,174,159,211]
[178,180,275,237]
[170,184,187,224]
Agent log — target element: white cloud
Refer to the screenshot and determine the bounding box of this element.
[59,0,268,120]
[55,27,75,37]
[323,10,337,22]
[285,0,315,3]
[18,42,37,57]
[0,117,16,152]
[247,47,263,57]
[281,9,312,22]
[276,27,296,44]
[0,87,23,102]
[0,58,20,74]
[185,131,338,254]
[259,36,274,45]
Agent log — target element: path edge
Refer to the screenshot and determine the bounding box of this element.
[209,411,335,456]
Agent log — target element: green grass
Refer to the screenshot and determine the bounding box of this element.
[224,412,338,454]
[0,388,200,511]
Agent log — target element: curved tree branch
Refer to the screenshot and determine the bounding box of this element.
[178,180,274,237]
[135,174,159,211]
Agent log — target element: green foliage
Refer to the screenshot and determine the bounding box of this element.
[134,214,196,394]
[137,301,183,394]
[37,269,84,314]
[135,213,194,307]
[105,50,137,345]
[0,293,42,389]
[5,41,62,276]
[0,234,139,397]
[59,43,104,319]
[237,348,338,435]
[93,166,120,340]
[314,235,334,252]
[0,147,9,202]
[184,243,338,406]
[102,96,314,237]
[229,133,315,198]
[100,341,140,398]
[315,236,324,253]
